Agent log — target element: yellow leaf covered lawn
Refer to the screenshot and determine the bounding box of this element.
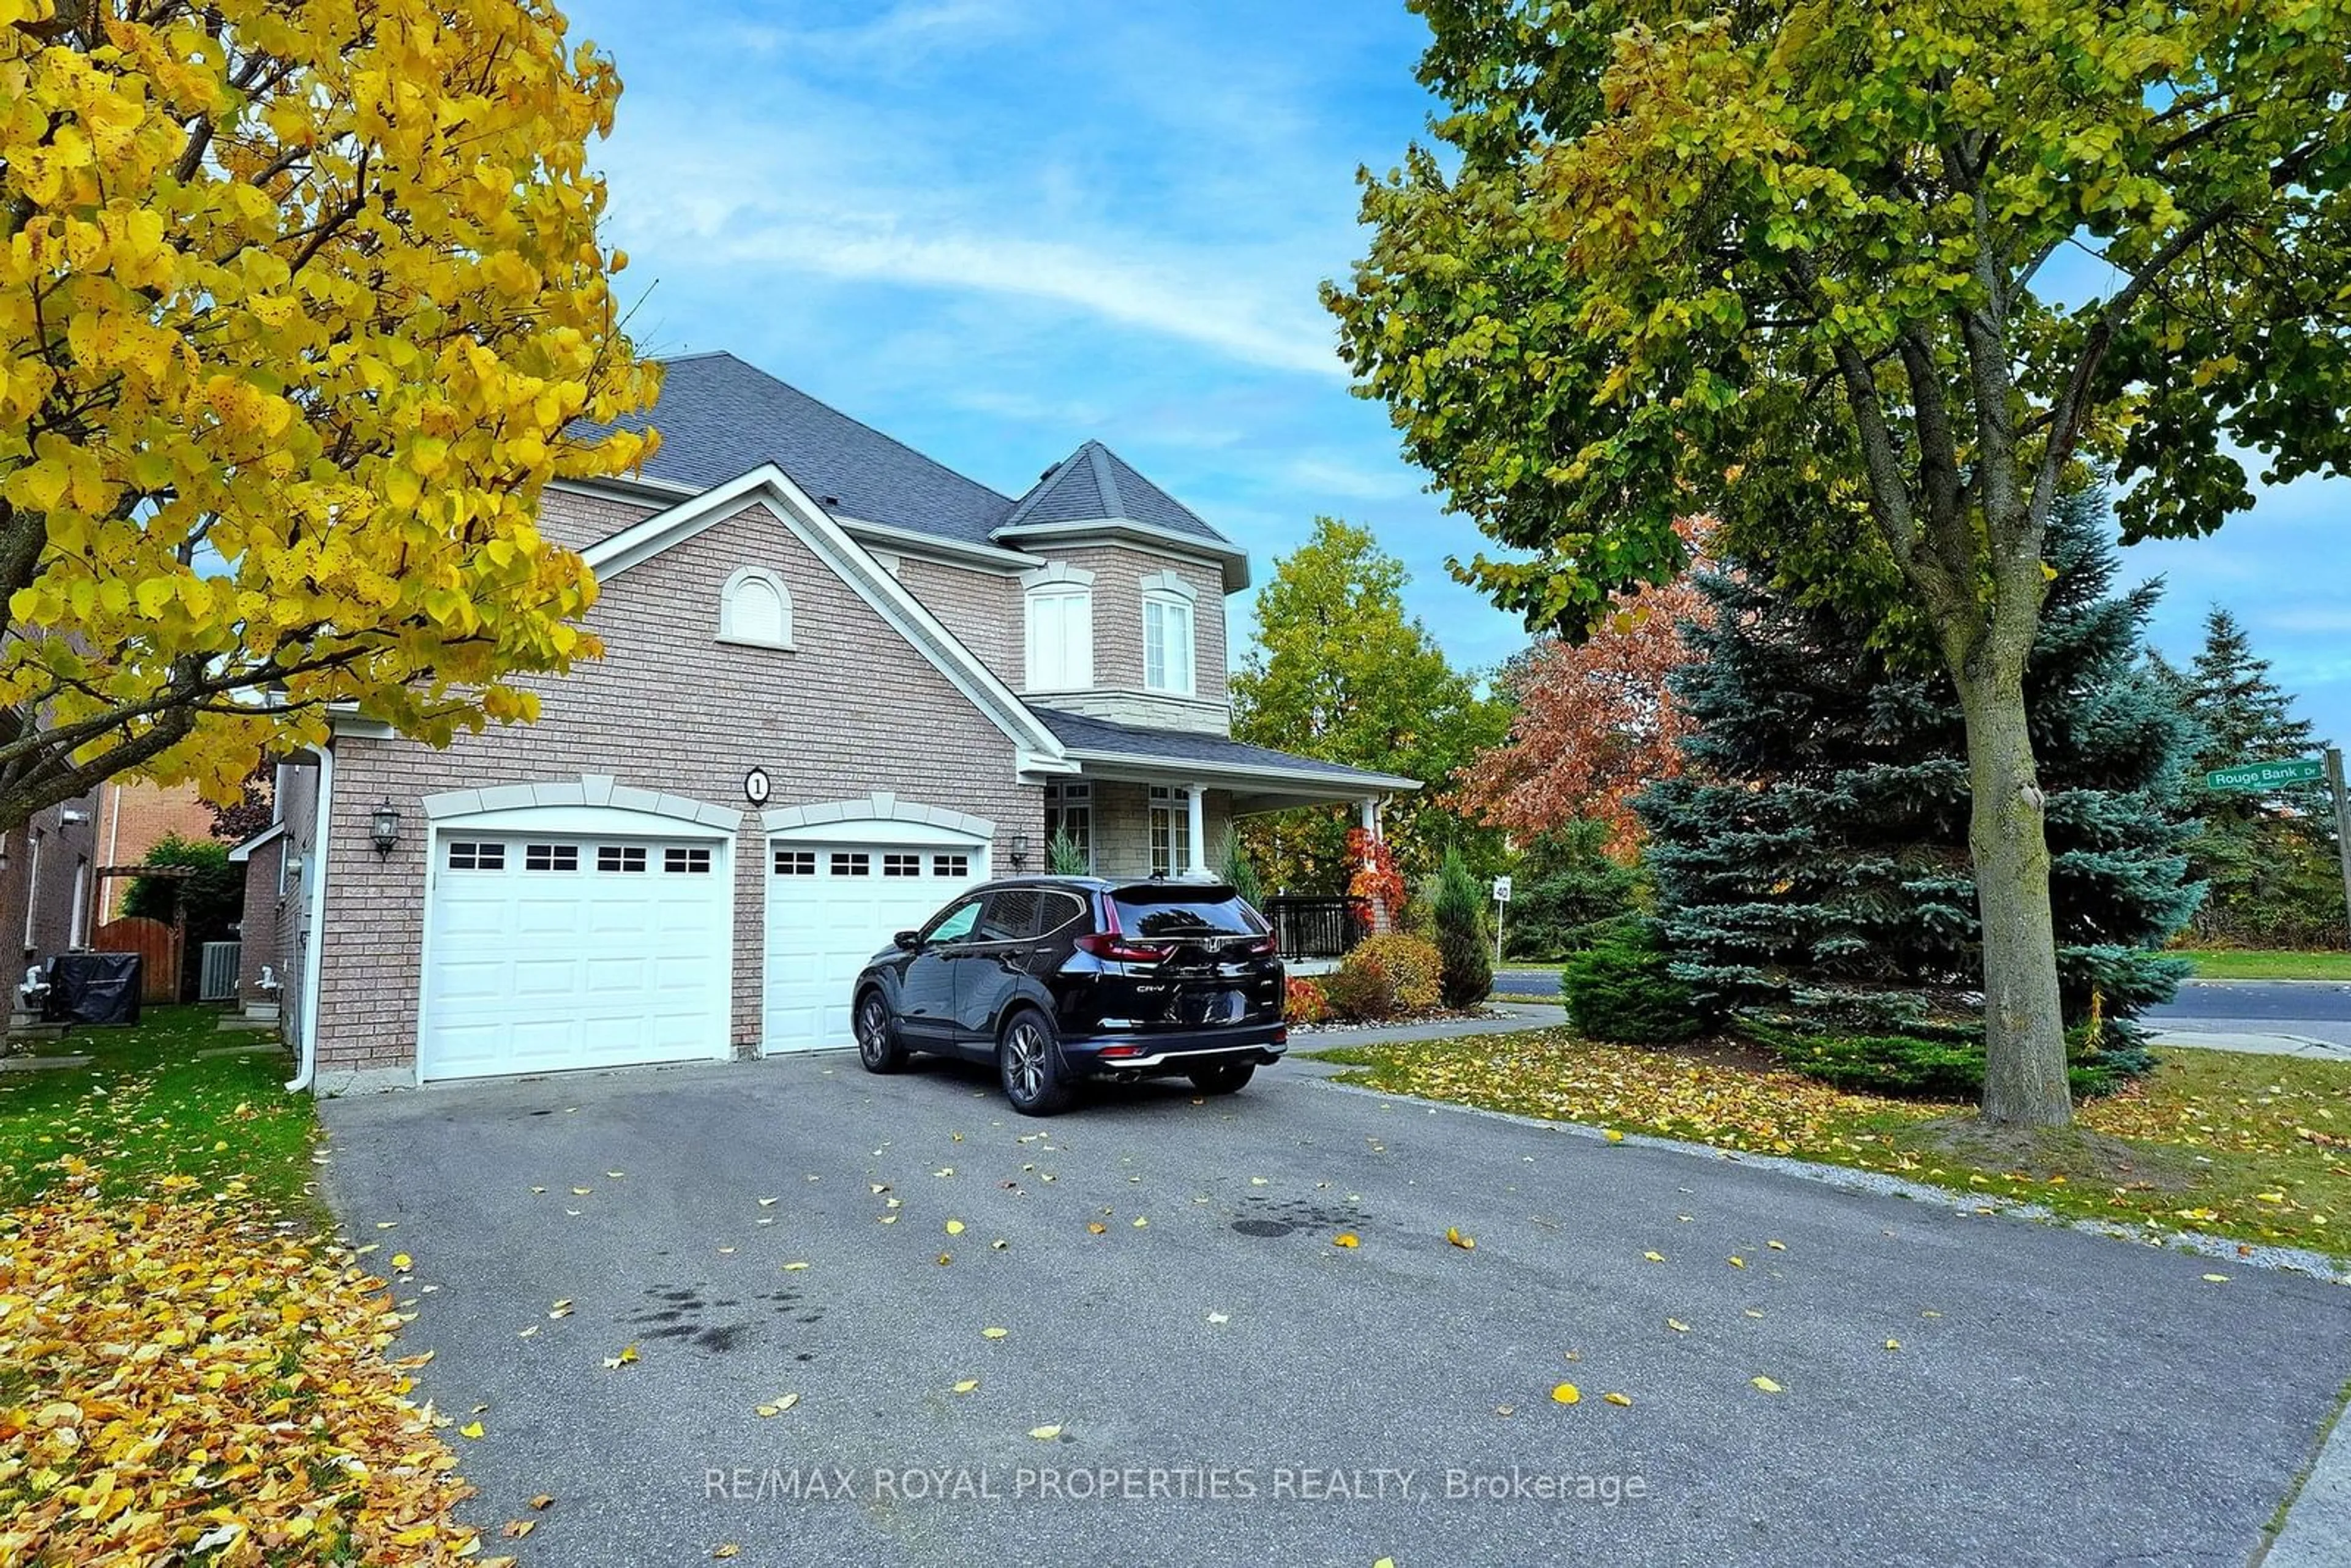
[0,1171,487,1566]
[1319,1030,2351,1259]
[1321,1032,1951,1155]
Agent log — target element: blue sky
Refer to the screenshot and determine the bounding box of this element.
[568,0,2351,752]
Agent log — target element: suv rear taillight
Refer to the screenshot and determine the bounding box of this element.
[1246,932,1277,958]
[1076,932,1168,964]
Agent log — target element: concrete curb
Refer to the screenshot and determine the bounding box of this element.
[1305,1075,2351,1286]
[2265,1386,2351,1567]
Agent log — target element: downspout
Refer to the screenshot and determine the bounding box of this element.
[284,739,334,1094]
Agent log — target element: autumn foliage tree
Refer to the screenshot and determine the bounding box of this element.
[0,0,659,831]
[1454,549,1707,857]
[1333,1,2351,1128]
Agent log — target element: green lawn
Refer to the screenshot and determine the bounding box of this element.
[2173,949,2351,981]
[1316,1029,2351,1261]
[0,1004,317,1218]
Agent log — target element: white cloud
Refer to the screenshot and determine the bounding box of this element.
[1281,454,1428,501]
[702,218,1346,380]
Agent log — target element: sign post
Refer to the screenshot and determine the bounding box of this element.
[1491,875,1512,966]
[2208,753,2351,946]
[2330,748,2351,950]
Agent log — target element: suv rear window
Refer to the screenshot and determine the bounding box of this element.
[1111,885,1264,939]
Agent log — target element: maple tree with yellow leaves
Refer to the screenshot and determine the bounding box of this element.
[0,0,659,829]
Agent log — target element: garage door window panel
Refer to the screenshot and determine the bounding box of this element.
[448,841,505,871]
[598,846,648,873]
[524,843,579,872]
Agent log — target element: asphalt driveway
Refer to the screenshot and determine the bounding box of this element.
[321,1051,2351,1567]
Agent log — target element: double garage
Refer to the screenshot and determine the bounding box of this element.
[414,790,989,1082]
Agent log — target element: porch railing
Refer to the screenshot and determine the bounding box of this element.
[1262,896,1364,961]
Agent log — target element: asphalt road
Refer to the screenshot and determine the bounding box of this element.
[1497,970,2351,1046]
[323,1053,2351,1568]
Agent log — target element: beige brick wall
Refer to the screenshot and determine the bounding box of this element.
[1051,542,1229,707]
[309,497,1045,1077]
[894,556,1023,688]
[537,484,659,552]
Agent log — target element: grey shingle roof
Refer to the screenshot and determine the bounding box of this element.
[1000,440,1228,546]
[572,354,1235,555]
[575,353,1015,547]
[1031,707,1417,788]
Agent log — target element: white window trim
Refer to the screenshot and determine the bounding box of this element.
[717,565,796,651]
[1141,582,1197,698]
[1024,573,1095,692]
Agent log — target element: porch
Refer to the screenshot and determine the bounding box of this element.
[1026,707,1417,962]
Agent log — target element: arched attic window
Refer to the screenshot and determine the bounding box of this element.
[718,566,794,650]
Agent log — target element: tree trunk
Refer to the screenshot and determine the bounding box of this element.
[1954,662,2074,1127]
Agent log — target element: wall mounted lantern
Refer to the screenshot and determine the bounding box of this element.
[370,800,402,858]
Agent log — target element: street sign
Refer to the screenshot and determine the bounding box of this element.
[2205,757,2323,792]
[1491,875,1513,904]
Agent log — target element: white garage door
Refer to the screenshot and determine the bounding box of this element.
[421,830,732,1081]
[764,838,987,1052]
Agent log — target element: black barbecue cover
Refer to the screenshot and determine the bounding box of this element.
[44,952,142,1026]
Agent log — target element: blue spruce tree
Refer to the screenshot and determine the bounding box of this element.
[1637,488,2202,1040]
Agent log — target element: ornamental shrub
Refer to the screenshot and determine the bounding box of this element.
[1284,977,1330,1025]
[1322,955,1395,1021]
[1562,921,1709,1044]
[1432,849,1493,1008]
[1349,933,1443,1014]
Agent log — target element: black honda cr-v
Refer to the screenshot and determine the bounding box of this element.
[850,876,1287,1115]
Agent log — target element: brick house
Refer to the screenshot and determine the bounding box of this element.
[91,781,220,923]
[0,790,101,997]
[237,353,1414,1093]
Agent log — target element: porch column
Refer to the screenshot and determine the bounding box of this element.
[1359,796,1379,838]
[1185,784,1208,876]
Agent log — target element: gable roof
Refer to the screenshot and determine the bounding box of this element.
[1030,707,1419,792]
[574,353,1015,548]
[580,464,1074,773]
[1000,440,1224,546]
[570,354,1242,580]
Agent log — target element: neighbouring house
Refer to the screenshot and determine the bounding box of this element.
[237,352,1415,1093]
[0,789,102,995]
[91,780,222,923]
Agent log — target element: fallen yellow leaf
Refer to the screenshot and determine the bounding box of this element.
[1605,1129,1624,1144]
[714,1548,741,1560]
[1334,1232,1360,1248]
[460,1420,485,1439]
[1551,1382,1580,1405]
[1029,1424,1063,1440]
[937,1252,953,1266]
[952,1379,980,1394]
[982,1327,1008,1340]
[1643,1251,1665,1263]
[1667,1319,1690,1333]
[529,1495,555,1510]
[1446,1227,1475,1250]
[1752,1375,1783,1394]
[1728,1256,1747,1269]
[603,1345,639,1370]
[945,1219,966,1235]
[1602,1391,1632,1407]
[391,1253,412,1271]
[2202,1273,2230,1283]
[1884,1339,1902,1351]
[502,1519,536,1539]
[1087,1222,1108,1235]
[1766,1240,1787,1251]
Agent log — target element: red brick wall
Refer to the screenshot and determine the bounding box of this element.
[93,780,220,922]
